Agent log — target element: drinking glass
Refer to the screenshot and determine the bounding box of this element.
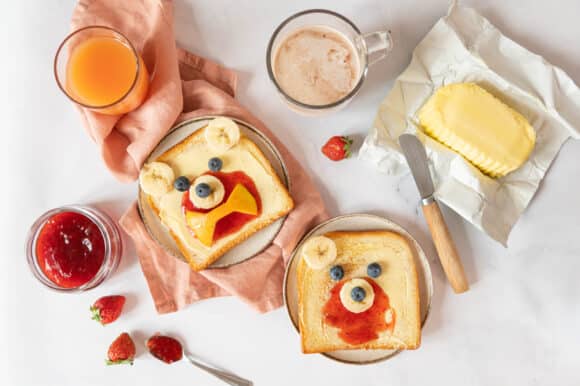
[54,26,149,115]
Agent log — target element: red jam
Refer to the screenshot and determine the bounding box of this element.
[182,171,262,242]
[323,278,395,345]
[35,211,105,288]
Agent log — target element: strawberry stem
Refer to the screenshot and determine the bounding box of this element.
[90,306,103,324]
[342,136,353,158]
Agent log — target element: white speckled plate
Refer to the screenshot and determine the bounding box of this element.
[283,213,433,365]
[137,116,290,269]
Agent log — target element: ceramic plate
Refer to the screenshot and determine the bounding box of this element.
[283,213,433,365]
[137,116,290,268]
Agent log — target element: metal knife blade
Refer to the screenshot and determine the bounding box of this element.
[399,134,434,200]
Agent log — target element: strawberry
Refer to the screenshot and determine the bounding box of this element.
[91,295,126,325]
[106,332,135,365]
[321,136,353,161]
[146,334,183,364]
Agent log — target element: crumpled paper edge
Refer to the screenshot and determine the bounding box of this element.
[359,4,580,245]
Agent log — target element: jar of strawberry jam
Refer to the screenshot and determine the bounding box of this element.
[26,205,122,291]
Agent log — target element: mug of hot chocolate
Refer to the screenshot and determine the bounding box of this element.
[267,9,393,115]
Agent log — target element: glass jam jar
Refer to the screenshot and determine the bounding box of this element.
[26,205,122,291]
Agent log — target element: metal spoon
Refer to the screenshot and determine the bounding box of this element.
[184,351,253,386]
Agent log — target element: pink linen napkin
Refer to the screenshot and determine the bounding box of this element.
[71,0,328,313]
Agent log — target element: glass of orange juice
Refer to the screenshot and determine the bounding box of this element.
[54,26,149,115]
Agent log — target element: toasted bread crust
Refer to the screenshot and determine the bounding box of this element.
[297,230,421,353]
[144,124,294,271]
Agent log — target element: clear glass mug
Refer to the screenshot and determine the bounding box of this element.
[266,9,393,115]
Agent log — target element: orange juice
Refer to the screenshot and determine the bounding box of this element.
[66,36,149,115]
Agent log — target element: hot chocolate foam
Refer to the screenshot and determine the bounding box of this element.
[273,26,360,106]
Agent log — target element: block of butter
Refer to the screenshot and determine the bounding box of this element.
[418,83,536,178]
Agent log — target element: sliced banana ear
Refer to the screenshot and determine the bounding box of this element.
[302,236,337,269]
[139,162,175,197]
[205,117,241,153]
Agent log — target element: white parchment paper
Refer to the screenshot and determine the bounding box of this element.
[359,3,580,245]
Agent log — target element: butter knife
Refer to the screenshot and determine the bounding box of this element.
[399,134,469,293]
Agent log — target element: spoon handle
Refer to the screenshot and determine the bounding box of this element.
[184,353,253,386]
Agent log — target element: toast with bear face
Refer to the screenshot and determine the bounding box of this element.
[297,230,421,353]
[139,117,294,271]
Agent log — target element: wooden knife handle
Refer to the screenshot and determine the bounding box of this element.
[422,201,469,293]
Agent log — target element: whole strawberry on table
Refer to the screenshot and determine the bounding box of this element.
[322,135,353,161]
[106,333,136,366]
[91,295,126,325]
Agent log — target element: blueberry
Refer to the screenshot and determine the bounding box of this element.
[173,176,190,192]
[208,157,223,172]
[367,262,382,278]
[329,265,344,281]
[195,183,211,198]
[351,286,366,302]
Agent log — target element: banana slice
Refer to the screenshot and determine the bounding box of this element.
[205,117,241,153]
[302,236,337,269]
[189,175,225,210]
[339,278,375,314]
[139,162,175,197]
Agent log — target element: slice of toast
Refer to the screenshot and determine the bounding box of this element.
[144,124,293,271]
[297,231,421,353]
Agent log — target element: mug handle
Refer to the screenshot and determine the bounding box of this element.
[360,30,393,66]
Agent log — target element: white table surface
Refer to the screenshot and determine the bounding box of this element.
[1,0,579,385]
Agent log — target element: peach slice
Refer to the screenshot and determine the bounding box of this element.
[186,183,258,246]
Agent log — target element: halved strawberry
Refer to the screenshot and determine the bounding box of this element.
[91,295,126,325]
[146,334,183,364]
[106,332,135,366]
